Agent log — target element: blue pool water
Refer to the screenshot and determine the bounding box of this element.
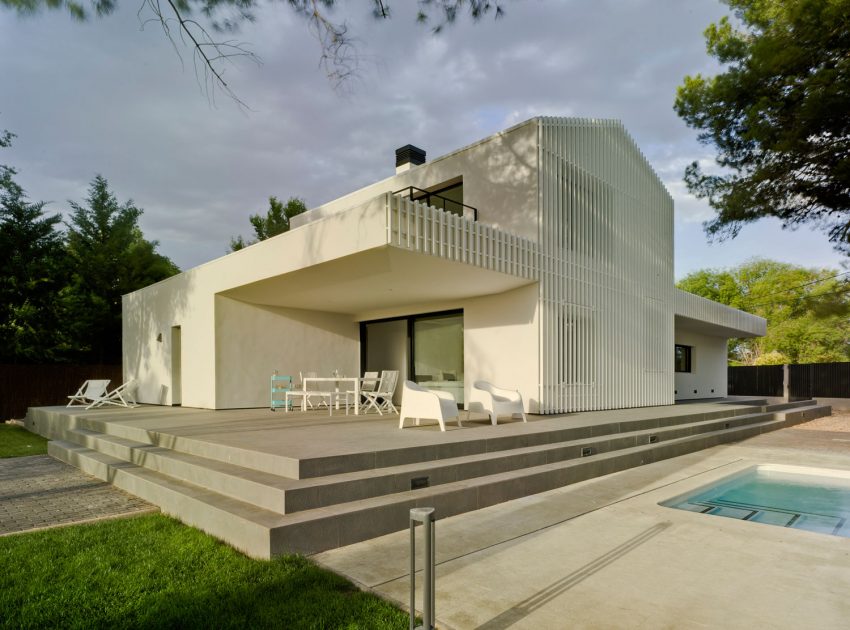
[662,465,850,538]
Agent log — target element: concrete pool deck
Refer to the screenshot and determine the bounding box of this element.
[314,421,850,629]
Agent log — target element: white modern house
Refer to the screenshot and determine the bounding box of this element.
[123,117,765,414]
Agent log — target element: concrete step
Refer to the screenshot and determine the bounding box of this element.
[278,409,780,513]
[761,399,819,412]
[48,440,283,559]
[30,404,774,480]
[47,407,779,517]
[47,411,811,558]
[57,428,295,514]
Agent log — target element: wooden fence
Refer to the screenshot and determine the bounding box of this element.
[728,362,850,400]
[727,365,784,397]
[0,364,123,420]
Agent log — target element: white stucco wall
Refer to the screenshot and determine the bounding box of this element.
[464,283,540,413]
[214,297,359,409]
[123,196,387,408]
[674,328,729,400]
[292,120,540,241]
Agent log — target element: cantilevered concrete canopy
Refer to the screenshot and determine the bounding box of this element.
[674,288,766,339]
[675,314,763,339]
[220,246,537,315]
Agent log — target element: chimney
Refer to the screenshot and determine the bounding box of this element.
[395,144,426,174]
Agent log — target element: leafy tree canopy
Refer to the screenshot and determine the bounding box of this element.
[0,132,67,362]
[677,258,850,365]
[63,175,179,363]
[675,0,850,253]
[0,0,505,104]
[230,195,306,251]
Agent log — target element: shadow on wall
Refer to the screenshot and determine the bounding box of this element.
[122,268,196,407]
[469,126,538,239]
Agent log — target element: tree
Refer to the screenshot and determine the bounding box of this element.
[0,0,505,105]
[677,259,850,365]
[0,133,67,362]
[62,175,179,363]
[230,195,306,251]
[675,0,850,253]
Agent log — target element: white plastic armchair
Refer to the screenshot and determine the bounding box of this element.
[399,380,462,432]
[467,381,527,425]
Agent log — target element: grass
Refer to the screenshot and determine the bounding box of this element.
[0,423,49,458]
[0,514,409,629]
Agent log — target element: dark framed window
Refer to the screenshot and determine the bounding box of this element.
[675,345,692,373]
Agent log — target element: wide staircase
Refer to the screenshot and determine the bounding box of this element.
[27,400,829,559]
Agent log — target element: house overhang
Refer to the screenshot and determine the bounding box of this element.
[219,246,537,316]
[673,288,766,339]
[675,314,762,339]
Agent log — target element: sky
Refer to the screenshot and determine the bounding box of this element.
[0,0,846,279]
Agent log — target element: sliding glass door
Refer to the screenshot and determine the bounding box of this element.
[411,313,464,404]
[360,310,464,405]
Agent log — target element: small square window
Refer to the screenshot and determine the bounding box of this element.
[675,345,692,373]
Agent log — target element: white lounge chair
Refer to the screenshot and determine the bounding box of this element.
[399,380,462,432]
[87,379,139,409]
[467,380,527,425]
[67,380,111,408]
[361,370,399,415]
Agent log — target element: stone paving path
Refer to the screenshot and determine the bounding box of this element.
[0,455,156,536]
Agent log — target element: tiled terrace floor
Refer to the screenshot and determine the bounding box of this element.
[32,397,766,463]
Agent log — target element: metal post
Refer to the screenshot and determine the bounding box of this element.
[409,507,436,630]
[783,363,790,402]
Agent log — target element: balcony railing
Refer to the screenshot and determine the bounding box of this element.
[393,186,478,222]
[386,194,537,280]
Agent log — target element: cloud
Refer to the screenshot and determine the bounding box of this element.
[0,0,843,275]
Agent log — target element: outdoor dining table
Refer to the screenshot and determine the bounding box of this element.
[302,377,360,415]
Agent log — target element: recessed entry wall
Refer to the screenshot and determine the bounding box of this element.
[361,319,408,403]
[674,328,728,400]
[215,296,359,408]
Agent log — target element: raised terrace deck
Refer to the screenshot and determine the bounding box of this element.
[26,398,830,558]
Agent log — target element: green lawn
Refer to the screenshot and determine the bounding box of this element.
[0,423,49,458]
[0,514,409,629]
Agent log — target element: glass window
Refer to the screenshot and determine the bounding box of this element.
[675,345,692,373]
[412,313,464,404]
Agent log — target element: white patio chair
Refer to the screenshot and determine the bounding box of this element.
[286,371,321,411]
[286,372,346,415]
[346,371,378,409]
[87,379,139,409]
[399,380,462,431]
[361,370,399,415]
[67,379,111,408]
[467,380,527,425]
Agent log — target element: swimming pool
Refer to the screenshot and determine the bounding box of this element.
[661,464,850,538]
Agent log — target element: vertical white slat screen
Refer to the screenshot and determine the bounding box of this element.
[385,193,539,282]
[537,118,675,414]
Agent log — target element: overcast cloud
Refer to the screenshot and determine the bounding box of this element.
[1,0,845,276]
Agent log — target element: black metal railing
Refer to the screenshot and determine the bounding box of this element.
[393,186,478,221]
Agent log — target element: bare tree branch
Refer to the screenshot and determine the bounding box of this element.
[139,0,260,108]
